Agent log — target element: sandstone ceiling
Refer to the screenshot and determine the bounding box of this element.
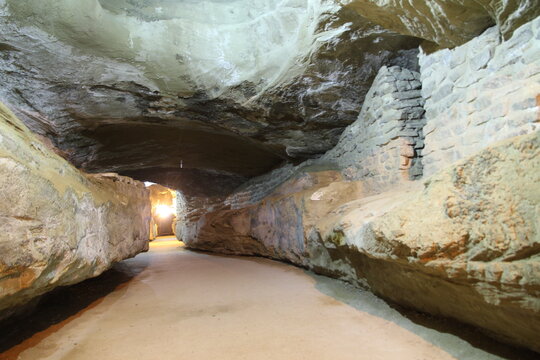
[0,0,537,196]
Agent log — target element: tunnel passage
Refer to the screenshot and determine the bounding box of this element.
[147,183,177,238]
[0,0,539,358]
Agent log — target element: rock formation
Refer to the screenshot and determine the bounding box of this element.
[0,0,425,195]
[0,0,538,354]
[0,103,150,321]
[182,131,540,351]
[180,18,540,352]
[345,0,540,48]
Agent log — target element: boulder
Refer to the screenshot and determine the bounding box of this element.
[0,102,150,320]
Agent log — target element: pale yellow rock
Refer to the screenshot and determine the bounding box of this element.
[0,103,151,320]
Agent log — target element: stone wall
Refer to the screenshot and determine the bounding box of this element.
[0,103,151,320]
[226,65,426,211]
[321,65,425,191]
[420,18,540,176]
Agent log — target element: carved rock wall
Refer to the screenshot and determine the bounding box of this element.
[420,18,540,176]
[183,131,540,353]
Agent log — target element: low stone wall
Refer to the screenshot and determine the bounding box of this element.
[0,103,151,320]
[420,18,540,176]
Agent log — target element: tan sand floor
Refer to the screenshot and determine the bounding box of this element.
[0,237,530,360]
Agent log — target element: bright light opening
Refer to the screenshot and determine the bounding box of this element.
[155,204,174,219]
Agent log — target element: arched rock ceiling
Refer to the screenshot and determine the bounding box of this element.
[0,0,537,195]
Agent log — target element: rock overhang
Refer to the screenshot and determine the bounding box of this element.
[0,0,538,195]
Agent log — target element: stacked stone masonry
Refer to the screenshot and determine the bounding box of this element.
[226,65,427,211]
[419,18,540,176]
[322,65,426,191]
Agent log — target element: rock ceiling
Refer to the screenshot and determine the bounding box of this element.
[0,0,537,195]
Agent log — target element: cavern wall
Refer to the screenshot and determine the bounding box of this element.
[420,18,540,176]
[0,103,150,320]
[181,17,540,352]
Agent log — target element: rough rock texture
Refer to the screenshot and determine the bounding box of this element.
[179,24,540,350]
[0,103,151,320]
[0,1,537,194]
[0,0,421,195]
[346,0,540,48]
[215,64,426,211]
[183,131,540,353]
[420,18,540,176]
[0,1,538,195]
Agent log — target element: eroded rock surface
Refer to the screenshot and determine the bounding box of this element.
[183,130,540,352]
[0,1,537,195]
[0,0,421,196]
[0,103,150,320]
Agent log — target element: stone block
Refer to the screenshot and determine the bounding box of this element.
[431,83,454,103]
[409,79,422,90]
[414,140,425,149]
[394,90,422,100]
[470,49,493,71]
[449,49,466,68]
[421,79,436,98]
[396,80,413,91]
[473,97,492,112]
[448,65,466,82]
[455,69,483,88]
[395,68,416,81]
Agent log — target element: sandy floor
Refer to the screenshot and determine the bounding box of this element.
[0,237,531,360]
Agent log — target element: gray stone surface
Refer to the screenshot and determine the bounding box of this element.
[419,19,540,176]
[0,0,422,196]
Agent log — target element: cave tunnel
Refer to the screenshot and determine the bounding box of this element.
[147,182,177,238]
[0,0,539,359]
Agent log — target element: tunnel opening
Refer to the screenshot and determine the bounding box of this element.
[146,182,178,239]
